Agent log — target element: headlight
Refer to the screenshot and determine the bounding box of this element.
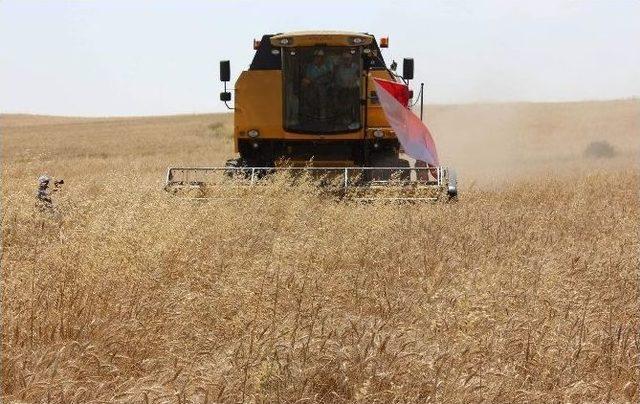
[373,129,384,138]
[248,129,259,138]
[279,38,290,45]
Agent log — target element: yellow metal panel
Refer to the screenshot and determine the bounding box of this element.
[234,70,282,139]
[367,69,396,128]
[271,31,372,47]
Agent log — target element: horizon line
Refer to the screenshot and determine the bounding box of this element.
[2,97,638,120]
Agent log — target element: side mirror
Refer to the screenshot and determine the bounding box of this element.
[220,92,231,102]
[402,58,414,80]
[220,60,230,82]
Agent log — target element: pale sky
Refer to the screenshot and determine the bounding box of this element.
[1,1,639,116]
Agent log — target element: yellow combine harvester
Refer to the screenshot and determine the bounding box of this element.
[166,31,457,201]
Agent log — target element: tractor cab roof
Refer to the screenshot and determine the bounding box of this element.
[270,31,374,47]
[251,32,386,71]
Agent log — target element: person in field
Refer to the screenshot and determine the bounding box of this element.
[36,175,63,210]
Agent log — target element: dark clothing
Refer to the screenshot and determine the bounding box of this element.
[336,87,360,125]
[36,184,53,208]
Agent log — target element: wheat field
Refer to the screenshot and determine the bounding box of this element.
[2,100,639,403]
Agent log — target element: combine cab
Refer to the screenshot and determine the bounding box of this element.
[166,31,457,201]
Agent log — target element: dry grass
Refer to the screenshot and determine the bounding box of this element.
[2,101,639,402]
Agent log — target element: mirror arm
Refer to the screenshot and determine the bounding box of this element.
[223,82,234,110]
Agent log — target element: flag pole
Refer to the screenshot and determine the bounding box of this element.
[420,82,424,121]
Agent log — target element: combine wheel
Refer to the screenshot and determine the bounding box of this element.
[435,168,458,202]
[446,168,458,199]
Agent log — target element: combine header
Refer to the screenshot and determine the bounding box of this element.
[166,31,457,201]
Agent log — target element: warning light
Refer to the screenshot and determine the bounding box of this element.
[253,39,261,50]
[380,37,389,48]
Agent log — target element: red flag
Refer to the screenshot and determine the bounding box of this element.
[373,78,439,166]
[374,77,411,107]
